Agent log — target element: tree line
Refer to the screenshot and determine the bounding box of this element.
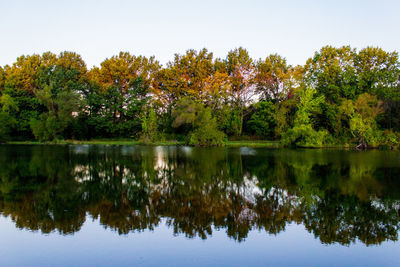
[0,46,399,147]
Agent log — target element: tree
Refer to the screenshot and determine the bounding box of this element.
[0,66,5,92]
[304,46,357,102]
[225,47,256,135]
[153,49,233,136]
[0,46,399,146]
[0,94,18,142]
[172,97,225,146]
[355,47,399,98]
[247,101,276,138]
[255,54,292,102]
[189,107,225,146]
[281,87,329,147]
[95,52,160,136]
[340,93,383,148]
[354,47,400,130]
[29,52,86,141]
[153,49,214,106]
[3,54,51,138]
[301,45,400,138]
[140,108,159,143]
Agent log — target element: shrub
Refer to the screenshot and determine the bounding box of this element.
[247,101,276,138]
[140,109,159,143]
[382,130,400,149]
[188,108,225,146]
[0,112,14,143]
[281,124,329,147]
[30,114,61,142]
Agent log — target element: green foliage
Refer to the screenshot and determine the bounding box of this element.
[255,54,292,101]
[172,98,225,146]
[30,114,61,142]
[0,94,18,142]
[381,130,400,149]
[0,112,15,142]
[274,99,296,138]
[355,47,400,99]
[281,123,329,147]
[140,108,159,142]
[349,114,380,147]
[294,87,325,125]
[340,93,384,147]
[0,94,19,113]
[0,46,400,147]
[304,46,357,102]
[247,101,276,138]
[32,87,80,141]
[217,106,242,137]
[189,107,225,146]
[282,87,330,147]
[172,97,203,129]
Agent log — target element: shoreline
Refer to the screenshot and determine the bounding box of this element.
[2,140,366,149]
[7,140,282,148]
[5,140,397,150]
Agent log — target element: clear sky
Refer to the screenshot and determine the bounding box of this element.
[0,0,399,68]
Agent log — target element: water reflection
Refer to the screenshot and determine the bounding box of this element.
[0,145,399,246]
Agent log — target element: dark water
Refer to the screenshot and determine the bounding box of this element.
[0,145,399,266]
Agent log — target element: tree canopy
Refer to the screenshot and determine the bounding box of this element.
[1,46,399,147]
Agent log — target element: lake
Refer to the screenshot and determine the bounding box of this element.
[0,145,399,266]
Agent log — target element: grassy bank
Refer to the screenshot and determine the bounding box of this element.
[226,140,280,148]
[6,140,397,149]
[8,139,182,146]
[8,139,281,148]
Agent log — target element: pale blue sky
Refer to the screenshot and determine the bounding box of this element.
[0,0,399,68]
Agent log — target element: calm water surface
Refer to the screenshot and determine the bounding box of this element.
[0,145,399,266]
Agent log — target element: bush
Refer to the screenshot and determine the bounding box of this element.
[381,130,400,149]
[247,101,276,138]
[188,108,225,146]
[172,98,226,146]
[140,109,159,143]
[30,114,61,142]
[281,124,329,147]
[0,112,14,143]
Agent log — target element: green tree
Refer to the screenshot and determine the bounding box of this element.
[3,54,50,139]
[96,52,160,136]
[172,97,225,146]
[281,88,329,147]
[304,46,357,102]
[340,93,384,148]
[224,47,256,135]
[189,107,225,146]
[354,47,400,130]
[247,101,276,138]
[0,94,18,142]
[0,66,5,92]
[255,54,293,102]
[29,52,86,141]
[140,108,159,142]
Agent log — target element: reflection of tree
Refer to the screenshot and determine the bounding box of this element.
[0,146,86,234]
[0,145,399,245]
[302,192,400,245]
[254,188,303,235]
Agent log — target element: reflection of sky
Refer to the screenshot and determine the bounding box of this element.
[0,217,398,267]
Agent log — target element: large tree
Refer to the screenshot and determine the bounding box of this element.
[224,47,256,135]
[92,52,160,137]
[255,54,293,102]
[30,52,87,141]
